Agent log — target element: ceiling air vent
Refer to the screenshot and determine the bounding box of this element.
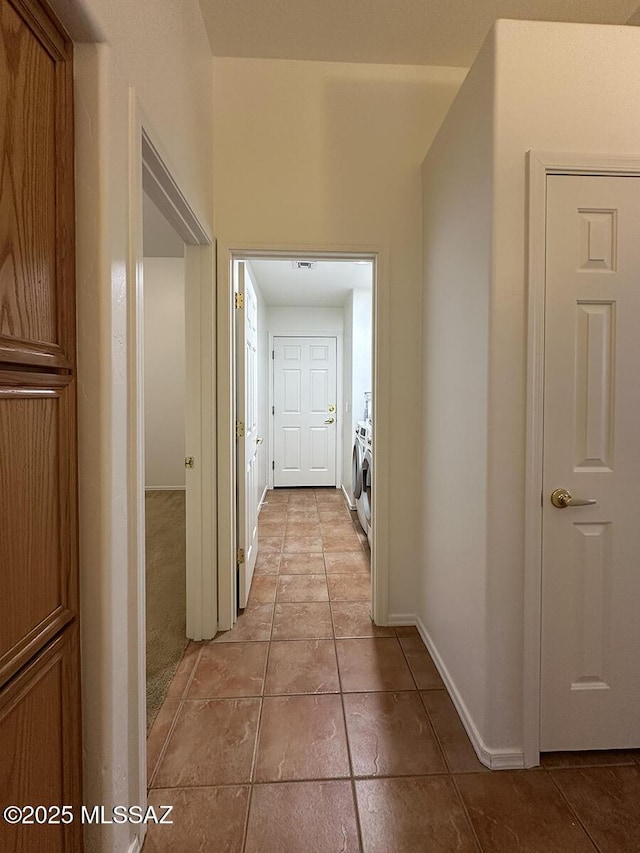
[292,261,317,270]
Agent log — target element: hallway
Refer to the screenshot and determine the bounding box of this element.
[145,488,640,852]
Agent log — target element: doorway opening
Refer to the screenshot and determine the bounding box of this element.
[221,252,378,629]
[141,192,188,729]
[129,120,215,824]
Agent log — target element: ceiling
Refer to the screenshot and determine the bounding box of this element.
[248,259,372,308]
[200,0,640,67]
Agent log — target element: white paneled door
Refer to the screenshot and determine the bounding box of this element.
[236,262,260,608]
[541,174,640,750]
[273,337,338,487]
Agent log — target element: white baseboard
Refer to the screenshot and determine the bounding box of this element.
[387,612,417,627]
[415,616,525,770]
[258,484,269,510]
[341,484,356,510]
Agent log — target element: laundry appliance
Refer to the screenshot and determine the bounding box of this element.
[352,420,372,545]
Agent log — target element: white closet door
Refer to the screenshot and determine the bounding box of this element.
[541,174,640,750]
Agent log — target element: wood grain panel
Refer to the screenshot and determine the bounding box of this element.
[0,371,77,686]
[0,626,82,853]
[0,0,74,367]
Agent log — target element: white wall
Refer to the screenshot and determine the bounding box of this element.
[420,29,495,752]
[351,288,372,433]
[52,1,214,850]
[420,19,640,763]
[213,58,466,617]
[144,258,186,489]
[342,292,354,501]
[267,306,344,335]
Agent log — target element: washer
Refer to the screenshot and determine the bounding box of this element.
[352,425,364,500]
[361,427,373,546]
[352,422,368,533]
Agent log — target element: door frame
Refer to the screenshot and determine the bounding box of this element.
[128,94,216,819]
[217,243,388,632]
[524,151,640,767]
[268,332,344,490]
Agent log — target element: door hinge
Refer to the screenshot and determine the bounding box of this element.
[272,405,275,415]
[236,420,245,439]
[236,548,245,564]
[235,292,244,309]
[272,460,275,470]
[271,350,274,359]
[184,456,195,469]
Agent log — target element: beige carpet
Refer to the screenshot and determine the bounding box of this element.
[145,489,188,730]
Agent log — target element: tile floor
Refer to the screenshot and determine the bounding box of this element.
[145,487,640,852]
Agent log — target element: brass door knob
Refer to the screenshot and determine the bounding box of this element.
[324,418,335,425]
[550,488,596,509]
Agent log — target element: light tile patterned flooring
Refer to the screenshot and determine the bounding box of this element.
[145,487,640,852]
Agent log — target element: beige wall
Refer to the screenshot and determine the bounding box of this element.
[50,1,214,850]
[213,57,466,617]
[420,19,640,764]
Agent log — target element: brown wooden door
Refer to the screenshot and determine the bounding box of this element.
[0,0,82,850]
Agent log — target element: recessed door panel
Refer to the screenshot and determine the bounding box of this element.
[0,373,76,686]
[0,627,82,852]
[570,522,612,691]
[283,370,302,414]
[309,426,329,471]
[574,302,615,471]
[0,0,73,368]
[310,370,329,413]
[283,427,302,471]
[578,209,617,272]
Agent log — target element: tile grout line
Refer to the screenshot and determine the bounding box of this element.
[242,490,291,853]
[545,768,604,853]
[448,772,485,853]
[149,769,479,790]
[330,564,367,853]
[148,645,204,790]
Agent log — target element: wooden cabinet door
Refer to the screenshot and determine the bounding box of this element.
[0,626,82,853]
[0,0,75,369]
[0,1,81,850]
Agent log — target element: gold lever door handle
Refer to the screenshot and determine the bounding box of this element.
[256,437,264,444]
[324,418,335,425]
[550,488,596,508]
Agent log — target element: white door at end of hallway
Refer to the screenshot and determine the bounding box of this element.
[541,173,640,751]
[273,337,338,487]
[236,262,260,608]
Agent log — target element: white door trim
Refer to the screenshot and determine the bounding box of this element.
[268,332,344,491]
[524,151,640,767]
[217,243,388,632]
[128,92,215,829]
